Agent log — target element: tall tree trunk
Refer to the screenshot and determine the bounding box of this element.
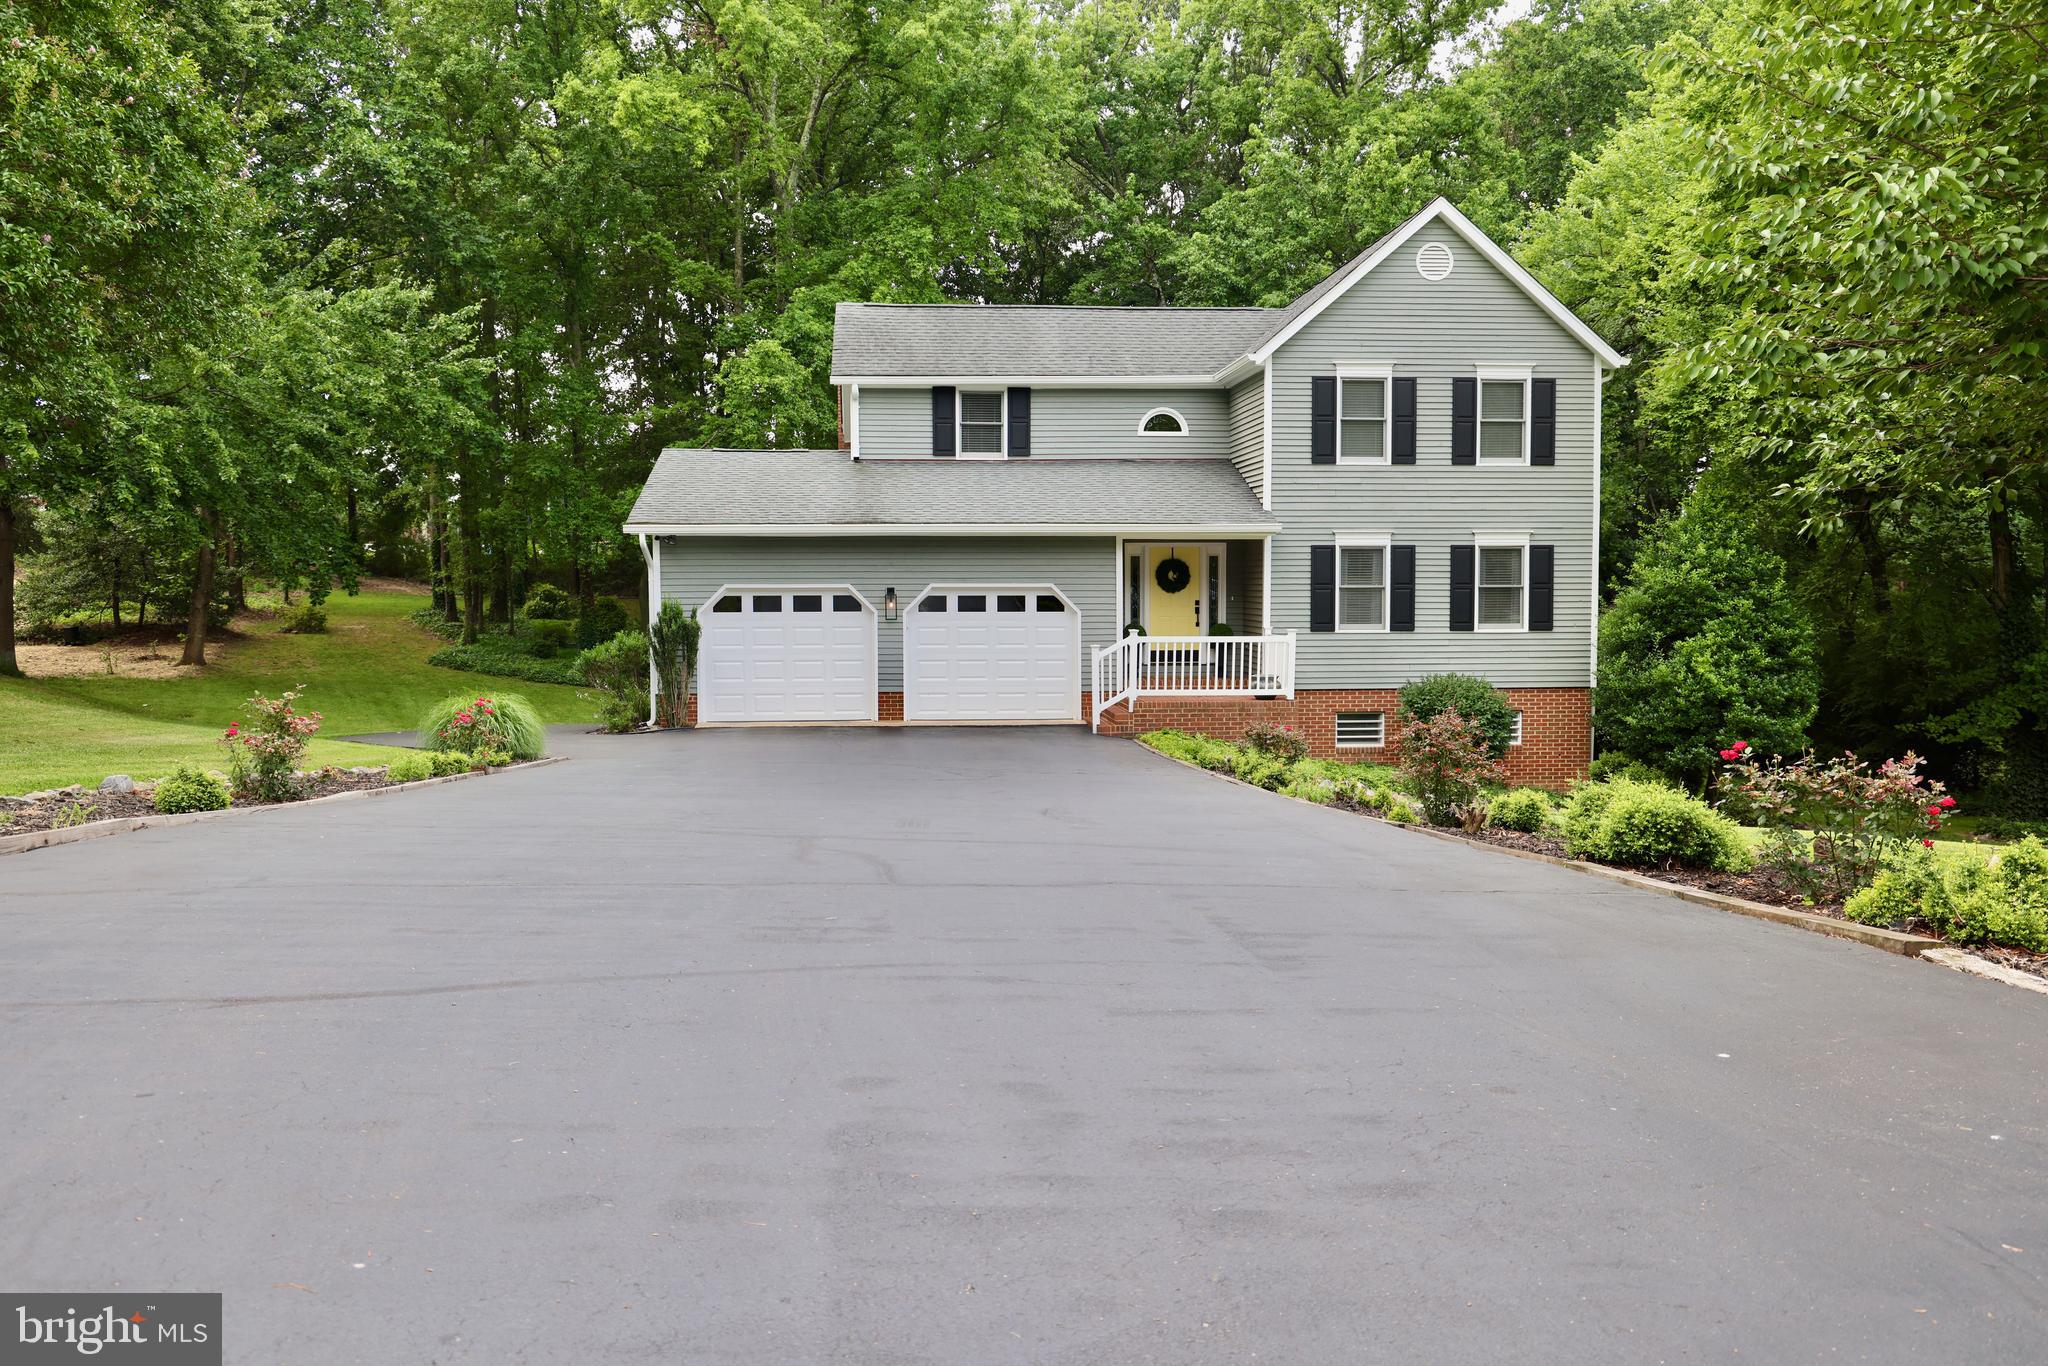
[180,511,220,667]
[490,552,512,624]
[456,443,483,644]
[1851,494,1891,616]
[346,484,359,561]
[111,558,123,632]
[1991,502,2016,614]
[0,489,19,677]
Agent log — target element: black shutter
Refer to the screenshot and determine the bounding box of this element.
[1391,544,1415,632]
[1449,545,1475,631]
[1532,378,1556,466]
[1451,378,1476,465]
[1310,375,1336,464]
[1530,544,1555,630]
[931,386,956,457]
[1007,386,1030,458]
[1391,377,1416,465]
[1309,544,1336,632]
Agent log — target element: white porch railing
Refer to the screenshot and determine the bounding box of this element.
[1091,633,1297,731]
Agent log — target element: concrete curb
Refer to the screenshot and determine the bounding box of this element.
[1923,947,2048,996]
[0,756,569,858]
[1129,740,1947,960]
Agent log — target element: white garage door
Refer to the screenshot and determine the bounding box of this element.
[904,589,1080,722]
[698,588,876,723]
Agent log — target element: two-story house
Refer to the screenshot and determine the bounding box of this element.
[624,199,1625,786]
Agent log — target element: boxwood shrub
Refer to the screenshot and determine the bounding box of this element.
[1398,673,1517,758]
[1488,787,1555,833]
[153,764,231,814]
[1562,778,1750,872]
[386,752,436,783]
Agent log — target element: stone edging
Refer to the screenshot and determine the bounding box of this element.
[1128,741,1947,960]
[0,756,569,858]
[1923,947,2048,996]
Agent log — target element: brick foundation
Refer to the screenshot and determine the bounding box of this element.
[1094,687,1591,789]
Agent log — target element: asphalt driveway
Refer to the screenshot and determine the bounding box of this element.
[2,726,2044,1363]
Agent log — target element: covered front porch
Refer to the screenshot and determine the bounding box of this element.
[1095,535,1294,729]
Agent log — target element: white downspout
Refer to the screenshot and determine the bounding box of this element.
[640,533,660,727]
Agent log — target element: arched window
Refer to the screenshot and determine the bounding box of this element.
[1139,407,1188,436]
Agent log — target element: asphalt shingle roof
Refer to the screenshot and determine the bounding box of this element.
[625,450,1276,530]
[831,305,1279,379]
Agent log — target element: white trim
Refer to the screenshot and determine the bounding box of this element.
[624,522,1281,537]
[1137,406,1189,437]
[1249,199,1629,369]
[1591,357,1604,705]
[1509,710,1524,746]
[1472,536,1531,634]
[1261,536,1273,634]
[694,582,881,724]
[903,581,1084,724]
[1333,535,1391,633]
[848,382,860,461]
[1129,542,1226,634]
[1260,360,1273,511]
[833,373,1220,388]
[1415,241,1455,281]
[641,534,660,726]
[956,387,1006,460]
[1475,371,1532,466]
[1333,366,1394,465]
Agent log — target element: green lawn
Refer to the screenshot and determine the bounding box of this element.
[0,588,599,794]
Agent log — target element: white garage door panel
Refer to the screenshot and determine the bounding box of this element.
[905,590,1079,722]
[699,590,876,722]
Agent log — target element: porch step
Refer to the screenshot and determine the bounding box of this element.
[1093,700,1142,735]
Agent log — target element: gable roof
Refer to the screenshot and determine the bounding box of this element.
[831,304,1277,383]
[625,449,1278,534]
[832,199,1624,383]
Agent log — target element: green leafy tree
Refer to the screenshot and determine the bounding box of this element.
[1596,506,1819,788]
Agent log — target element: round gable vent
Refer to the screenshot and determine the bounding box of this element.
[1416,241,1454,281]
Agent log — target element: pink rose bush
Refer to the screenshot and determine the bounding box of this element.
[223,686,322,803]
[1715,744,1955,903]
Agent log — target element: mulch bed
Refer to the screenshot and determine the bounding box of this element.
[0,766,456,837]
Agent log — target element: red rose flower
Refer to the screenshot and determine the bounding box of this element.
[1939,796,1957,809]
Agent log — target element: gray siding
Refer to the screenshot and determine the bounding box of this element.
[656,535,1118,691]
[1227,373,1264,501]
[1268,219,1599,689]
[857,386,1230,458]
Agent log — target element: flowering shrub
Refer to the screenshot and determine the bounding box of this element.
[222,687,321,803]
[435,696,513,764]
[1715,744,1955,903]
[1241,721,1308,762]
[1397,709,1503,826]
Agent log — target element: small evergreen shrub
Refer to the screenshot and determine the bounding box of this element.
[1587,753,1673,787]
[420,693,546,762]
[601,686,650,734]
[1399,674,1517,758]
[522,584,575,619]
[522,618,578,654]
[650,601,701,728]
[1381,795,1420,824]
[428,638,581,686]
[429,749,477,777]
[1488,788,1555,833]
[576,598,635,649]
[1241,722,1308,762]
[1562,778,1750,871]
[153,764,230,814]
[1141,730,1236,772]
[278,602,327,634]
[1843,839,2048,954]
[386,752,436,783]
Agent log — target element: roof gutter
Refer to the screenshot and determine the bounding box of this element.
[624,522,1280,538]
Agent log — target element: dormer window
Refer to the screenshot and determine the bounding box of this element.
[958,390,1006,458]
[1139,407,1187,435]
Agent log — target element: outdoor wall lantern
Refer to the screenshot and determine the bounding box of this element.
[883,587,899,621]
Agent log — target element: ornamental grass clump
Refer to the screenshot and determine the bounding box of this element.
[1562,778,1750,872]
[420,693,546,763]
[1397,709,1503,827]
[223,686,321,803]
[1715,743,1955,903]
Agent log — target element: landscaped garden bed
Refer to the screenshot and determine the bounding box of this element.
[1136,672,2048,989]
[1,683,555,851]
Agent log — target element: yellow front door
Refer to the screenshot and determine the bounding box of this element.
[1144,546,1201,637]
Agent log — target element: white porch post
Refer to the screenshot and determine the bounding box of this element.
[645,535,661,726]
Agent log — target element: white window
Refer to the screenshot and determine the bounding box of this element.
[1337,370,1390,464]
[958,390,1005,458]
[1139,407,1187,435]
[1336,712,1385,748]
[1478,374,1529,464]
[1336,539,1388,631]
[1510,711,1524,745]
[1477,542,1527,631]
